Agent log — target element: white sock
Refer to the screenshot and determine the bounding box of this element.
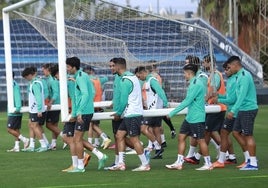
[51,139,57,146]
[94,138,100,145]
[194,152,202,160]
[186,145,196,158]
[39,139,47,148]
[249,156,258,166]
[29,138,35,148]
[100,132,108,140]
[218,151,226,163]
[92,148,104,160]
[18,134,27,142]
[72,156,78,167]
[244,151,250,162]
[226,151,229,158]
[115,155,119,165]
[210,138,219,150]
[147,140,153,149]
[138,153,149,166]
[228,154,236,160]
[152,140,161,150]
[14,141,20,149]
[118,152,125,164]
[77,158,84,169]
[161,134,166,143]
[176,154,184,165]
[88,137,93,144]
[204,156,212,166]
[42,133,49,145]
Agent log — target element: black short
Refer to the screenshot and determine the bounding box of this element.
[29,112,46,125]
[205,111,226,132]
[46,110,61,123]
[222,118,236,132]
[75,114,93,132]
[91,108,104,125]
[7,115,22,130]
[233,109,258,136]
[180,120,205,139]
[112,119,123,134]
[118,116,142,137]
[142,117,162,127]
[62,122,75,137]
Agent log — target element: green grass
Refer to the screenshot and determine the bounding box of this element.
[0,106,268,188]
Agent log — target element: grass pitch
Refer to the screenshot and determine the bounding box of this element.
[0,106,268,188]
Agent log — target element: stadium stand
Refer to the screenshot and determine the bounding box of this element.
[0,18,265,108]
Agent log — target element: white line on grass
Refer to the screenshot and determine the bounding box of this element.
[39,183,128,188]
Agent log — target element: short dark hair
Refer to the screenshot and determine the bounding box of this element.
[185,55,194,61]
[42,63,54,70]
[50,64,59,77]
[203,54,216,64]
[189,56,201,66]
[22,67,36,77]
[110,58,118,63]
[84,66,95,74]
[222,61,228,69]
[136,66,146,73]
[66,57,80,70]
[113,57,126,68]
[183,63,198,74]
[227,55,241,64]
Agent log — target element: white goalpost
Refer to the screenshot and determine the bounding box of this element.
[2,0,220,121]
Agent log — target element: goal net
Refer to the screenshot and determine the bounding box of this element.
[3,0,217,121]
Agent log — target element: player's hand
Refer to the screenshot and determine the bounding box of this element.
[47,101,52,110]
[227,112,234,119]
[14,110,20,114]
[210,96,218,104]
[68,77,76,82]
[77,114,83,124]
[110,113,120,121]
[37,112,42,117]
[69,117,76,122]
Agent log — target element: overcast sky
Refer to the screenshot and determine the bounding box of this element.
[108,0,199,14]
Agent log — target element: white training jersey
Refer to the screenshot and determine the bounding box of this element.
[29,80,45,113]
[122,75,143,117]
[144,77,163,109]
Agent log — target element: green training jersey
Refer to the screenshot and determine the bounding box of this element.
[169,76,206,123]
[112,74,121,112]
[231,68,258,114]
[218,74,237,116]
[73,70,94,116]
[8,80,22,116]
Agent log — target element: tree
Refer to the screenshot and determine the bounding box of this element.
[199,0,260,68]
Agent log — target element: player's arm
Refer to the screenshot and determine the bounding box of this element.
[100,76,109,86]
[169,83,200,118]
[116,78,132,116]
[13,83,22,112]
[218,86,236,106]
[112,75,121,112]
[150,78,168,107]
[213,72,221,91]
[50,78,60,104]
[76,76,91,115]
[230,76,250,115]
[67,80,76,117]
[32,82,44,113]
